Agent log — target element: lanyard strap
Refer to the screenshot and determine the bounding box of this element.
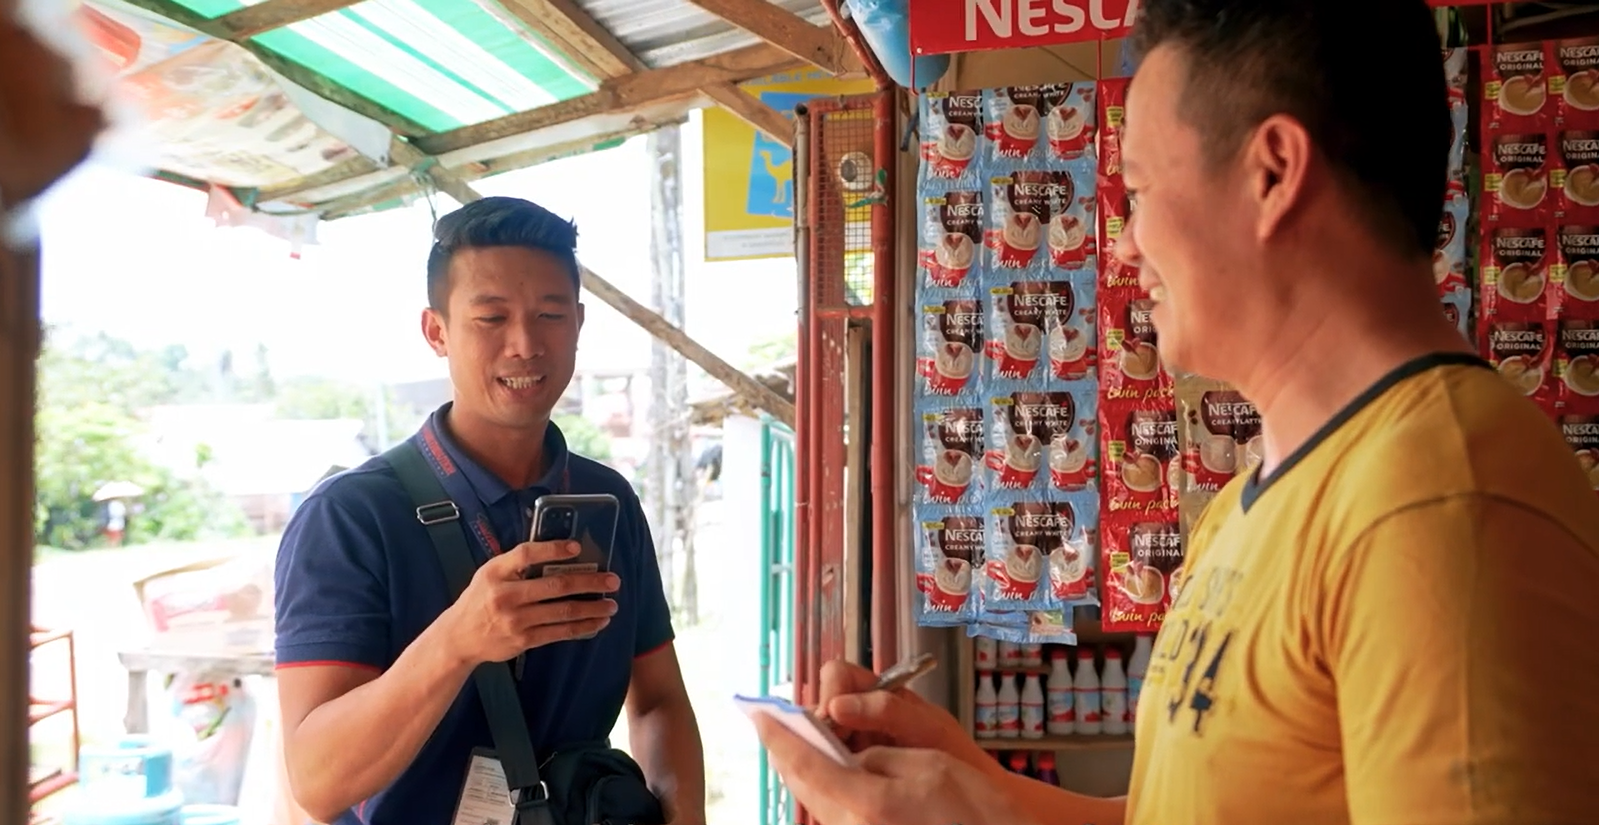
[384,440,554,825]
[414,421,506,559]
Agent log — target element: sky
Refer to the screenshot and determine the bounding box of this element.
[34,111,799,388]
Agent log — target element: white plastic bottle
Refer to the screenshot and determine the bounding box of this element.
[1128,634,1153,728]
[975,636,998,671]
[974,671,998,739]
[1020,674,1046,739]
[1046,649,1075,735]
[1073,649,1102,735]
[996,673,1021,739]
[1020,643,1044,668]
[998,640,1022,669]
[1101,649,1129,735]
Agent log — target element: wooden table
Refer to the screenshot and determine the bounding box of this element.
[118,649,275,734]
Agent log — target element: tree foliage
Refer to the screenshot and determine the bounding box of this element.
[34,329,251,550]
[554,414,613,461]
[33,327,611,550]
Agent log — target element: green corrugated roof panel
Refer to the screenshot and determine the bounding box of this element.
[167,0,597,132]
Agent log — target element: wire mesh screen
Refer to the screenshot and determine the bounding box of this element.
[809,96,881,309]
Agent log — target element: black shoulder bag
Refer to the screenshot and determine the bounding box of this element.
[385,441,666,825]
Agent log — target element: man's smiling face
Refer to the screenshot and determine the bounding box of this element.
[1115,44,1264,377]
[423,245,582,432]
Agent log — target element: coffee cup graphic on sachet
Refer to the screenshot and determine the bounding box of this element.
[916,447,974,503]
[985,432,1042,489]
[1566,259,1599,301]
[932,232,976,285]
[1047,543,1090,598]
[931,122,977,177]
[996,103,1040,156]
[1047,213,1088,266]
[984,543,1043,600]
[915,516,980,612]
[1048,433,1089,488]
[1045,91,1092,158]
[989,321,1042,379]
[919,554,973,611]
[993,211,1042,268]
[919,340,975,394]
[1048,321,1089,378]
[1120,451,1164,494]
[1117,560,1166,606]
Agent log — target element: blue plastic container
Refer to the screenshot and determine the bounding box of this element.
[62,737,184,825]
[842,0,951,89]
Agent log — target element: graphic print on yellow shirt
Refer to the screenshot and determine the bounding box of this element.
[1126,353,1599,825]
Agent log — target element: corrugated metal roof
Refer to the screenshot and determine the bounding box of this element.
[155,0,597,131]
[83,0,838,217]
[579,0,829,68]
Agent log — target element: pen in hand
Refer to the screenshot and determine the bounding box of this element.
[814,652,938,725]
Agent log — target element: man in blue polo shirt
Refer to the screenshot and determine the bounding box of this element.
[272,196,705,825]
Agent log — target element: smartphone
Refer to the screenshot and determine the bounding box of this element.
[526,493,619,601]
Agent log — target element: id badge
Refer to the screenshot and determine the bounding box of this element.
[451,747,516,825]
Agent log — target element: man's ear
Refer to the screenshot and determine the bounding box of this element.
[577,301,585,333]
[1246,114,1313,244]
[421,307,448,357]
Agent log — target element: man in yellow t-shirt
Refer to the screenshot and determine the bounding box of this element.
[750,1,1599,824]
[1132,353,1599,824]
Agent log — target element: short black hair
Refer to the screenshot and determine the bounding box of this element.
[426,196,581,311]
[1130,0,1449,260]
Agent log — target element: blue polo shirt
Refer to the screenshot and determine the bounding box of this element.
[273,404,673,825]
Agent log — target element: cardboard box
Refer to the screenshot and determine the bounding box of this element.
[133,553,275,655]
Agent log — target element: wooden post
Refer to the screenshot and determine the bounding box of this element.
[644,124,700,624]
[0,239,40,825]
[644,126,678,613]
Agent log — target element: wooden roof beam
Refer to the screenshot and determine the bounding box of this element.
[212,0,361,39]
[417,40,804,154]
[302,120,677,217]
[700,81,793,148]
[492,0,644,79]
[682,0,855,75]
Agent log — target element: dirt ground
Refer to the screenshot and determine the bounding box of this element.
[29,499,764,825]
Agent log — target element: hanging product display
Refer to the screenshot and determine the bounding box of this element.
[912,48,1487,641]
[913,84,1102,644]
[1477,38,1599,492]
[1095,77,1183,635]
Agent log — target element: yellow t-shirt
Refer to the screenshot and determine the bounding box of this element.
[1127,354,1599,825]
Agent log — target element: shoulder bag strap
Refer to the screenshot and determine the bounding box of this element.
[384,442,555,825]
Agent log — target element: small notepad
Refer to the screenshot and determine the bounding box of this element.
[734,694,855,766]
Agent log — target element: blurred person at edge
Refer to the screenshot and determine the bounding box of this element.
[273,196,705,825]
[757,2,1599,825]
[0,9,105,223]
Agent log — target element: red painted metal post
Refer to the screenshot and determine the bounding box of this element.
[792,106,812,710]
[818,312,847,669]
[798,103,827,708]
[869,89,899,671]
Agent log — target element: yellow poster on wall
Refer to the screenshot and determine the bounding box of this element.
[702,70,877,262]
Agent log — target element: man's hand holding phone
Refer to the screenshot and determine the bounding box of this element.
[441,539,620,667]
